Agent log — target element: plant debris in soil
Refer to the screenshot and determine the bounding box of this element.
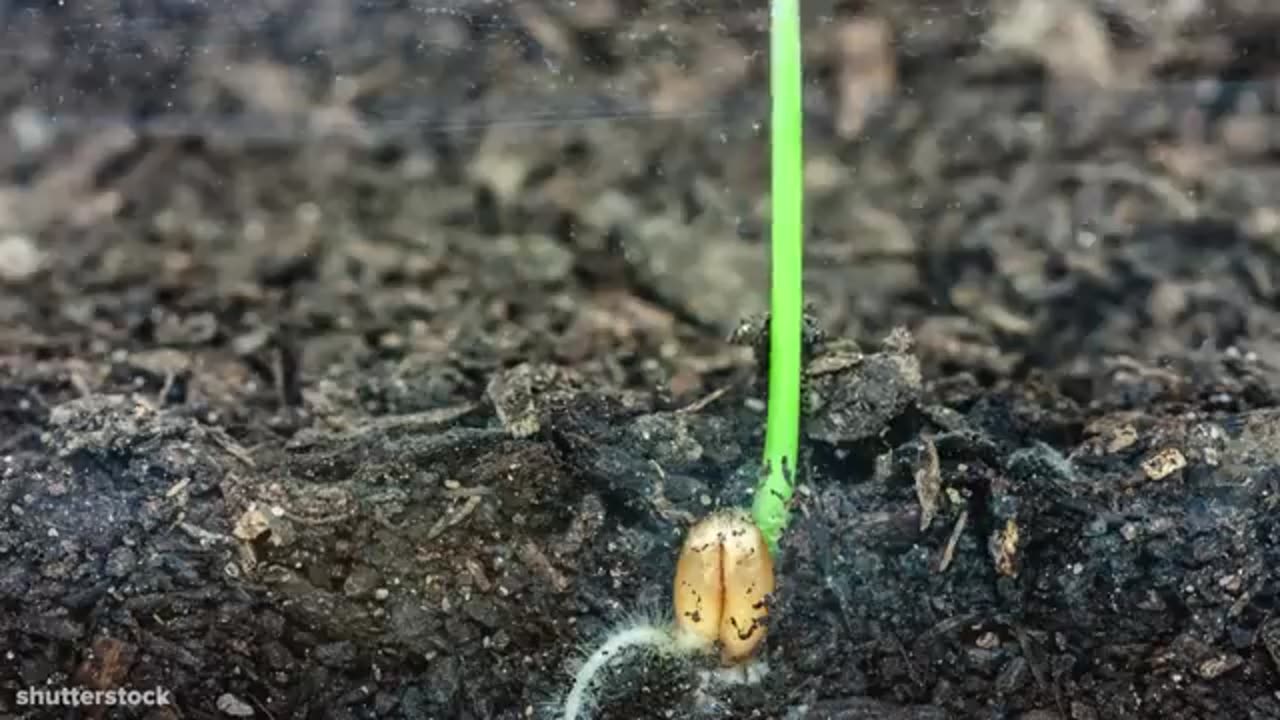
[3,1,1280,719]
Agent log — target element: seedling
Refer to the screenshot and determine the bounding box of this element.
[556,1,803,717]
[754,0,804,556]
[558,511,774,720]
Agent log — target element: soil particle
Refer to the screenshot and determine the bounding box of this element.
[805,332,924,445]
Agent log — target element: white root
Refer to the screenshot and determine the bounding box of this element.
[556,619,769,720]
[560,623,679,720]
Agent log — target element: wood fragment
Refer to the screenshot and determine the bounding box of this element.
[937,509,968,573]
[676,383,732,414]
[426,495,484,541]
[915,436,942,531]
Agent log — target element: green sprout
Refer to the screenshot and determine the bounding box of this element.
[555,5,805,715]
[752,0,804,555]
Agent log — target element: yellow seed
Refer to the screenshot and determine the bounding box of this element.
[672,516,726,649]
[672,510,775,663]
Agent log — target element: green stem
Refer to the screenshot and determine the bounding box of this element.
[752,0,803,555]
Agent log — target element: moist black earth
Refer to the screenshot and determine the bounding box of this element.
[2,1,1280,719]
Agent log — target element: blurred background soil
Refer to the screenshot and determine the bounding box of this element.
[2,1,1280,718]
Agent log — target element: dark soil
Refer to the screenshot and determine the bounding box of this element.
[3,1,1280,719]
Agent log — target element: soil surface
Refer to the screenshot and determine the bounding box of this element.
[3,1,1280,719]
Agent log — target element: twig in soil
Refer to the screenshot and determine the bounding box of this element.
[209,428,256,468]
[283,509,356,527]
[914,436,941,531]
[426,494,484,541]
[178,522,235,546]
[675,383,733,415]
[935,509,968,574]
[157,372,175,405]
[164,477,191,500]
[443,485,495,499]
[358,404,477,437]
